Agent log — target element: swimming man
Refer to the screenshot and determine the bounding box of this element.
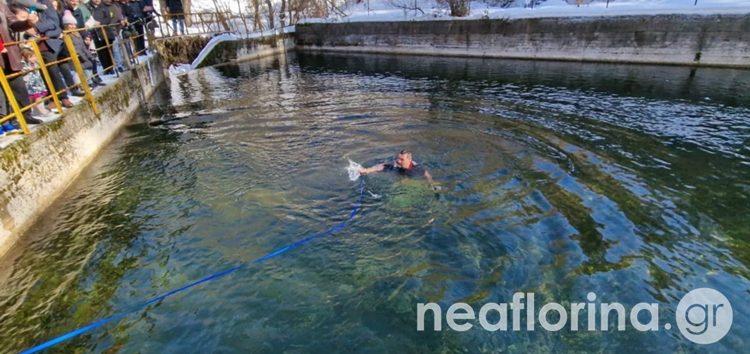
[359,150,435,185]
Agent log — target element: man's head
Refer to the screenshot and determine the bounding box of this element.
[394,150,413,169]
[66,0,79,8]
[90,0,101,6]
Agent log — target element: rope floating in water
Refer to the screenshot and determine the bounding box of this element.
[22,179,366,354]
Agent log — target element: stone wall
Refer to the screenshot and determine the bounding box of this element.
[193,33,295,68]
[0,56,166,257]
[295,15,750,68]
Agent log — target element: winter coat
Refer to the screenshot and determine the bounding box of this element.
[67,4,91,29]
[35,0,64,53]
[88,2,115,41]
[166,0,183,13]
[21,60,47,95]
[0,3,33,72]
[70,33,94,69]
[123,0,145,22]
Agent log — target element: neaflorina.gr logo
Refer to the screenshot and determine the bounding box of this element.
[417,288,733,344]
[675,288,733,344]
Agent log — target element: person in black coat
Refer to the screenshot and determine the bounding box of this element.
[165,0,184,35]
[120,0,149,54]
[87,0,115,73]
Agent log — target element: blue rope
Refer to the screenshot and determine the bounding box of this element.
[22,179,366,354]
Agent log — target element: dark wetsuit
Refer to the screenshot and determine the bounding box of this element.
[383,162,425,178]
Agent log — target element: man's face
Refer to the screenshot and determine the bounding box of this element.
[395,153,412,169]
[91,0,101,6]
[68,0,79,8]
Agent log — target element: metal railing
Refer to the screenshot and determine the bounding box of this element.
[0,22,150,135]
[155,11,247,38]
[0,11,240,138]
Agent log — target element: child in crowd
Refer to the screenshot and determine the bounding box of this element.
[62,13,105,88]
[19,48,52,117]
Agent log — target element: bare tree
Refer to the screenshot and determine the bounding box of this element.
[448,0,469,16]
[280,0,287,27]
[387,0,424,15]
[250,0,262,30]
[265,0,275,28]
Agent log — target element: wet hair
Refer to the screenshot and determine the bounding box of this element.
[398,150,412,157]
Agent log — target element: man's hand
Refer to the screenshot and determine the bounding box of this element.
[424,170,435,184]
[28,12,39,25]
[359,164,385,176]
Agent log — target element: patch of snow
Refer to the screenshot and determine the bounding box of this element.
[184,0,748,29]
[320,0,750,23]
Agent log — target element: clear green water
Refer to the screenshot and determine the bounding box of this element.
[1,52,749,353]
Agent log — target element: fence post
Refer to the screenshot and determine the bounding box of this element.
[0,69,30,134]
[128,36,139,66]
[100,26,119,78]
[197,13,208,33]
[30,40,63,114]
[157,14,167,37]
[62,32,100,116]
[119,35,132,70]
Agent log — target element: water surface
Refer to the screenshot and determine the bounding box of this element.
[1,52,748,353]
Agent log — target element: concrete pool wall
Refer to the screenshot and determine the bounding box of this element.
[295,14,750,68]
[0,57,165,257]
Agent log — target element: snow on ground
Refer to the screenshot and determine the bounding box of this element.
[182,0,748,32]
[320,0,750,23]
[178,0,748,26]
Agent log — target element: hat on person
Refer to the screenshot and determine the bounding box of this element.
[62,12,77,26]
[9,0,48,11]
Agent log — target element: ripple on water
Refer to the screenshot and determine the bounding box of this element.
[1,53,749,353]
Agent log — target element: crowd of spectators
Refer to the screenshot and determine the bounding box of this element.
[0,0,155,135]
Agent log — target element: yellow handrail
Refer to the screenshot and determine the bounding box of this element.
[0,11,235,139]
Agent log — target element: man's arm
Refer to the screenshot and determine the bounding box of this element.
[359,163,385,175]
[423,170,434,184]
[34,1,62,37]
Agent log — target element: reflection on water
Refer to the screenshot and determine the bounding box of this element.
[1,52,749,353]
